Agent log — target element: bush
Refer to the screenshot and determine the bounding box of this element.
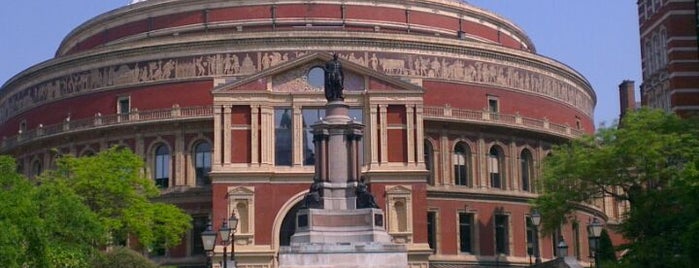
[91,247,158,268]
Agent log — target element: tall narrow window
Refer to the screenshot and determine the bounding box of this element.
[526,216,538,259]
[489,146,504,189]
[453,142,470,186]
[427,211,437,252]
[520,149,533,192]
[302,108,325,166]
[425,140,435,185]
[154,144,170,188]
[488,96,499,120]
[191,215,208,255]
[118,96,130,121]
[275,108,293,166]
[573,221,581,259]
[194,142,212,186]
[495,214,509,255]
[459,213,474,253]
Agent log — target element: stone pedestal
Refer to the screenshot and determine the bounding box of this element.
[279,96,407,267]
[279,243,407,268]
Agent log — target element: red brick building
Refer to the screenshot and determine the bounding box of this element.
[0,0,603,267]
[639,0,699,117]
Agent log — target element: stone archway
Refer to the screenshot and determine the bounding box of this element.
[271,191,307,250]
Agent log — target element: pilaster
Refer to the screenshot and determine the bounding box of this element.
[223,106,232,164]
[251,105,260,165]
[379,104,388,164]
[406,104,415,163]
[213,106,223,166]
[175,129,185,186]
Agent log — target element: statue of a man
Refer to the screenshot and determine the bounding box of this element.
[324,54,344,101]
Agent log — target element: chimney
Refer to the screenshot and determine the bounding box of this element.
[619,80,636,119]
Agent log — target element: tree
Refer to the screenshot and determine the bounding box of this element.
[534,109,699,267]
[0,155,105,268]
[44,146,192,250]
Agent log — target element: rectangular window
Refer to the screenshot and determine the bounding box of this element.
[302,108,325,166]
[459,213,474,253]
[301,107,364,166]
[191,215,208,255]
[275,108,293,166]
[488,96,499,120]
[573,222,581,259]
[495,214,509,255]
[118,97,130,122]
[427,211,437,252]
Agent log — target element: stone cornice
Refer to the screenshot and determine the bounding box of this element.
[56,0,534,56]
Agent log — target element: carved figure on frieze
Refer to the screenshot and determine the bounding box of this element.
[323,54,344,102]
[240,54,256,74]
[369,53,379,70]
[356,177,379,209]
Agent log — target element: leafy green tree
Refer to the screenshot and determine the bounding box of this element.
[45,146,192,250]
[534,109,699,267]
[0,155,105,268]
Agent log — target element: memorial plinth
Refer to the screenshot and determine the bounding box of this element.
[279,62,407,267]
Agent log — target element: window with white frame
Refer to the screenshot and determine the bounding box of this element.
[154,144,170,188]
[453,142,471,187]
[489,146,505,189]
[194,141,212,186]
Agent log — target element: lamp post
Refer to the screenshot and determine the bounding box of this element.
[587,218,603,268]
[557,238,568,259]
[219,219,232,268]
[200,220,217,268]
[229,212,239,268]
[531,209,542,264]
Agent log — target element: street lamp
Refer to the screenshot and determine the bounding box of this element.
[219,219,232,268]
[531,209,542,264]
[557,238,568,258]
[587,218,604,268]
[229,212,239,267]
[201,220,217,268]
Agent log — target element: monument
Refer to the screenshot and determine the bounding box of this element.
[278,55,408,267]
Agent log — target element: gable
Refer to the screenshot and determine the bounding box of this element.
[213,52,423,94]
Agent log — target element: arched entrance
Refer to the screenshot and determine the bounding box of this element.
[279,201,304,246]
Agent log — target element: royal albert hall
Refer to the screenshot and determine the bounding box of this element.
[0,0,608,267]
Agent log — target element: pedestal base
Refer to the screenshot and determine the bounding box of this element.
[279,243,407,268]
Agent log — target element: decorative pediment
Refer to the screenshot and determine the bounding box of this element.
[385,185,413,195]
[227,186,255,196]
[212,52,424,95]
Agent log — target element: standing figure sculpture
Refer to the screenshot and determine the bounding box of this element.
[324,54,344,101]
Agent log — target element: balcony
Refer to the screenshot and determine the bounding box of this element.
[1,105,213,152]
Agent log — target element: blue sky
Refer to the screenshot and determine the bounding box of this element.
[0,1,641,126]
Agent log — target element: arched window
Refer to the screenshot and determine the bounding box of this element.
[453,142,471,186]
[520,149,534,192]
[425,140,435,185]
[154,144,170,188]
[488,146,504,189]
[194,142,212,186]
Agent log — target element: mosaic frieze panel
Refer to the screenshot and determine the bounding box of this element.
[1,50,593,123]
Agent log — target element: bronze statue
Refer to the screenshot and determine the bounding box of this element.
[303,176,323,209]
[356,177,379,209]
[324,54,344,101]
